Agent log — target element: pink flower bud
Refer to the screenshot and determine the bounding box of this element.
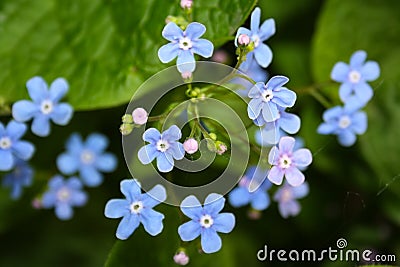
[216,144,227,155]
[173,251,189,265]
[183,138,198,154]
[32,197,42,209]
[238,34,250,46]
[211,50,229,64]
[181,71,192,80]
[247,209,262,220]
[132,108,148,125]
[180,0,193,9]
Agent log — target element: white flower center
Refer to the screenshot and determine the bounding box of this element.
[252,35,260,47]
[279,154,292,169]
[200,214,214,228]
[80,150,95,164]
[179,37,193,50]
[156,139,170,152]
[57,187,71,202]
[130,201,143,214]
[0,137,12,149]
[40,100,54,115]
[261,89,274,102]
[348,70,361,83]
[280,188,293,203]
[338,115,351,129]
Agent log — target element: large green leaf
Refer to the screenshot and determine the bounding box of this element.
[0,0,256,110]
[311,0,400,195]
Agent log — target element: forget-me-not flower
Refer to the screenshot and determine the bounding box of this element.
[178,193,235,254]
[317,105,367,147]
[235,7,275,70]
[274,182,309,218]
[57,133,117,187]
[138,125,185,173]
[2,159,34,199]
[248,75,296,125]
[331,50,380,107]
[228,166,272,211]
[0,121,35,171]
[104,179,167,240]
[42,175,88,220]
[158,22,214,73]
[268,136,312,186]
[12,76,73,137]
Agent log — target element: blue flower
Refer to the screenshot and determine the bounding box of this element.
[248,75,296,125]
[228,166,272,211]
[235,7,275,70]
[178,193,235,254]
[12,76,73,137]
[274,182,309,218]
[317,105,367,147]
[104,179,167,239]
[331,50,380,107]
[158,22,214,73]
[41,175,88,220]
[233,59,268,97]
[57,133,117,187]
[0,121,35,171]
[268,136,312,186]
[138,125,185,173]
[2,159,34,199]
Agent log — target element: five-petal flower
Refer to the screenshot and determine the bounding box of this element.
[104,179,167,240]
[273,182,309,218]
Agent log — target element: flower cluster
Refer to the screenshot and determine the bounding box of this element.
[317,50,380,146]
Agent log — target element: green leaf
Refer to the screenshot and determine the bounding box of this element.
[311,0,400,195]
[0,0,256,110]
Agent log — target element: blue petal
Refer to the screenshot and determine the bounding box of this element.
[11,141,35,161]
[192,39,214,58]
[86,133,108,152]
[116,214,140,240]
[140,208,165,236]
[6,121,27,141]
[162,125,182,141]
[273,88,296,107]
[66,177,83,190]
[213,213,235,233]
[55,203,73,220]
[121,179,141,202]
[247,98,263,119]
[168,142,184,160]
[48,175,64,189]
[257,122,279,145]
[142,184,167,208]
[268,146,280,165]
[228,187,251,208]
[279,112,300,134]
[138,144,159,165]
[71,191,88,206]
[143,128,161,143]
[248,82,263,98]
[104,199,130,218]
[156,152,174,172]
[0,123,4,135]
[26,76,49,103]
[292,149,312,168]
[338,130,357,146]
[41,191,56,208]
[239,52,254,71]
[177,50,196,73]
[50,103,73,125]
[254,43,272,68]
[0,150,14,171]
[250,7,261,33]
[185,22,206,39]
[266,75,289,89]
[204,193,225,216]
[317,122,335,135]
[331,62,350,82]
[95,153,117,172]
[262,102,279,122]
[293,182,309,199]
[57,153,79,175]
[235,27,252,47]
[201,228,222,254]
[80,166,103,187]
[251,191,270,210]
[180,195,202,220]
[339,82,353,102]
[350,50,367,68]
[49,78,69,102]
[66,133,83,154]
[278,200,300,218]
[162,22,183,41]
[285,167,305,186]
[32,115,50,137]
[253,114,266,126]
[178,220,201,241]
[258,18,275,41]
[322,106,342,121]
[158,43,179,63]
[353,83,373,104]
[279,136,295,154]
[350,111,367,134]
[268,166,284,185]
[361,61,380,81]
[12,100,38,122]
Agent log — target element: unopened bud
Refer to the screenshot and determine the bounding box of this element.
[183,138,199,154]
[173,251,189,265]
[132,108,148,125]
[216,141,227,155]
[122,114,133,124]
[120,123,134,136]
[180,0,193,9]
[238,34,250,46]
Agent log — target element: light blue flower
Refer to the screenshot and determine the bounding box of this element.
[138,125,185,173]
[228,166,272,211]
[42,175,88,220]
[2,159,34,200]
[274,182,309,218]
[331,50,380,107]
[248,75,296,125]
[158,22,214,73]
[268,136,312,186]
[104,179,167,240]
[317,105,367,147]
[0,121,35,171]
[178,193,235,254]
[57,133,117,187]
[12,76,73,137]
[235,7,275,70]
